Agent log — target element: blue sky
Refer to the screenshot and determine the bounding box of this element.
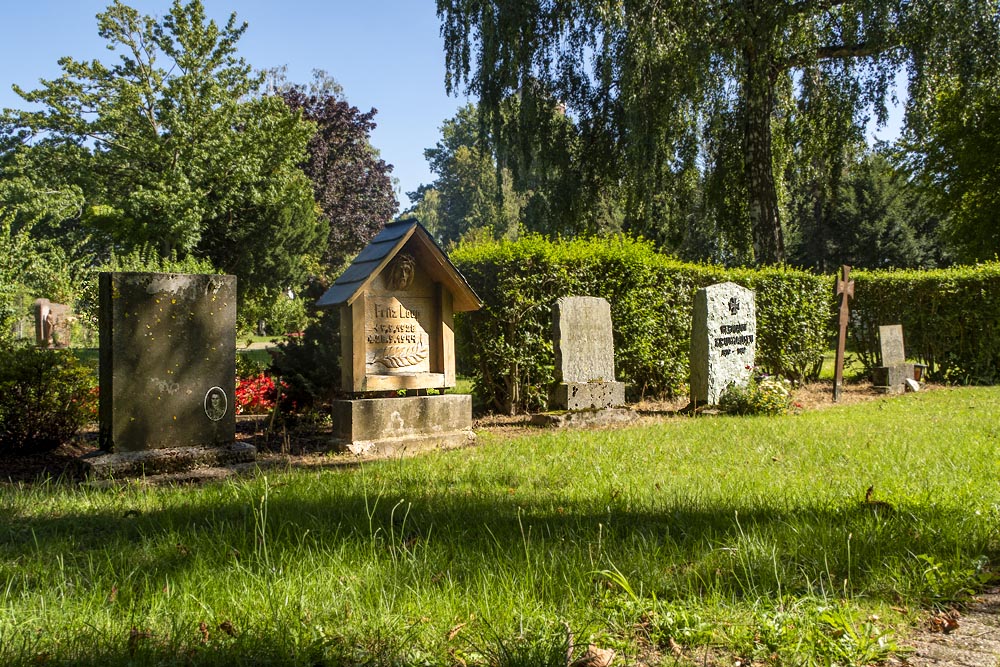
[0,1,470,212]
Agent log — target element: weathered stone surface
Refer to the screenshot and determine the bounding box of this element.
[550,381,626,410]
[77,442,256,480]
[689,282,756,405]
[331,394,474,455]
[549,296,624,411]
[872,363,915,393]
[905,378,921,392]
[879,324,906,366]
[553,296,617,383]
[99,272,237,452]
[530,407,638,429]
[34,298,72,348]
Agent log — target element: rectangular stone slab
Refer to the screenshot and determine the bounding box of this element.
[689,282,756,405]
[553,296,617,384]
[99,272,236,452]
[878,324,906,366]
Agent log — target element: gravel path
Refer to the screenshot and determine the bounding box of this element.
[891,588,1000,667]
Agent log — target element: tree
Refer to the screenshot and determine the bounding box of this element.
[437,0,998,264]
[1,0,325,300]
[411,104,522,246]
[903,73,1000,262]
[281,81,398,275]
[788,150,945,270]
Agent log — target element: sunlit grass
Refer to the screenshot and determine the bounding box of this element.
[1,387,998,665]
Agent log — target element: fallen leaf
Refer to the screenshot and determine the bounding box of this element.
[447,623,466,641]
[570,643,615,667]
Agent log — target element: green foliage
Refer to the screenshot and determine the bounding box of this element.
[269,305,342,410]
[451,235,829,414]
[1,0,325,303]
[788,150,947,271]
[905,76,1000,263]
[850,263,1000,384]
[719,373,794,416]
[0,344,96,455]
[437,0,998,265]
[237,290,308,338]
[0,211,89,344]
[73,246,219,333]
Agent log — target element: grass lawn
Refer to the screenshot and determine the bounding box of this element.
[1,387,998,666]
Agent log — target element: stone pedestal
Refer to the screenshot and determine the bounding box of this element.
[872,363,915,394]
[77,442,257,481]
[531,407,637,428]
[550,381,626,410]
[331,394,475,456]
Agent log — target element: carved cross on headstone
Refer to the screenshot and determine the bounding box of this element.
[833,265,855,402]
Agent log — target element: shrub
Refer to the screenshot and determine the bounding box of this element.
[270,304,342,410]
[719,371,794,415]
[0,344,97,455]
[235,373,278,415]
[451,235,830,414]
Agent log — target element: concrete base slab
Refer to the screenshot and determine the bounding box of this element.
[77,442,257,480]
[331,394,475,456]
[872,363,915,394]
[531,407,639,429]
[550,381,626,410]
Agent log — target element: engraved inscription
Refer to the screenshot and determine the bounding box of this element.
[365,296,433,374]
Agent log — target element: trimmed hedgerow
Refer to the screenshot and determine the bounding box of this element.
[850,262,1000,384]
[451,235,830,414]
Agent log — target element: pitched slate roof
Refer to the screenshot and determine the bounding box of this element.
[316,219,481,312]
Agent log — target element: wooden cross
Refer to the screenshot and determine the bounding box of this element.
[833,264,854,402]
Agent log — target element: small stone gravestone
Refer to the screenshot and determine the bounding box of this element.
[879,324,906,366]
[34,298,72,348]
[316,219,481,455]
[82,272,254,479]
[550,296,625,410]
[872,324,914,394]
[689,282,756,406]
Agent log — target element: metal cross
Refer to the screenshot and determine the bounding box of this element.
[833,265,854,402]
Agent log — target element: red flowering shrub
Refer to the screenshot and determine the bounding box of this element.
[235,373,277,415]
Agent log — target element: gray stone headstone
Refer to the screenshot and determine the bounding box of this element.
[550,296,625,410]
[98,272,236,452]
[554,296,616,383]
[879,324,905,366]
[690,282,756,405]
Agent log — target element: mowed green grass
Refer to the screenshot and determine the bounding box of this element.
[1,387,998,666]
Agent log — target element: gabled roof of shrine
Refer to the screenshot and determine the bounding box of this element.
[316,219,481,312]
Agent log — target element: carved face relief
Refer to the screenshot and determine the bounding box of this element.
[386,254,416,290]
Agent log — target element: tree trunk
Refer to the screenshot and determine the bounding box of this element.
[743,46,785,265]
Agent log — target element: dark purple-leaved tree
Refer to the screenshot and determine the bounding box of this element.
[282,87,398,276]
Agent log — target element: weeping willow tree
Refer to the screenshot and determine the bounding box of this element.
[437,0,999,265]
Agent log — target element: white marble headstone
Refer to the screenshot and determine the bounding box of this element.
[689,282,756,405]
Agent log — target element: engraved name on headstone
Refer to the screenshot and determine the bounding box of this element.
[689,282,757,405]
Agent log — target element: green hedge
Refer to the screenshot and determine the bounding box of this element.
[850,262,1000,384]
[451,236,830,414]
